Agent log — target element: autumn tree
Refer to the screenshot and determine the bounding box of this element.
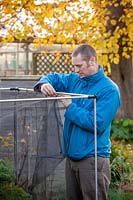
[0,0,133,118]
[105,0,133,119]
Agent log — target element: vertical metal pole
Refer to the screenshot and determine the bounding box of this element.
[94,97,98,200]
[14,97,18,184]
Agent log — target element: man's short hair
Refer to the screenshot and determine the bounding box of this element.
[72,44,97,62]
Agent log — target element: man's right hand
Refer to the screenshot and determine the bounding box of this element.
[40,83,56,96]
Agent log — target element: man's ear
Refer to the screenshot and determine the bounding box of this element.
[89,56,96,63]
[87,56,96,66]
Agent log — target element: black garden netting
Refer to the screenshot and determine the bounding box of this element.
[0,89,65,200]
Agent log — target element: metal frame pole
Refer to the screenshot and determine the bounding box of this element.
[13,95,18,184]
[0,95,95,103]
[94,97,98,200]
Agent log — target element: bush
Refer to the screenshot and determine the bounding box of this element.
[0,185,32,200]
[110,149,132,189]
[0,159,15,183]
[108,189,133,200]
[110,118,133,189]
[111,118,133,140]
[0,159,32,200]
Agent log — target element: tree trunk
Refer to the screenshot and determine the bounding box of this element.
[106,0,133,119]
[110,55,133,118]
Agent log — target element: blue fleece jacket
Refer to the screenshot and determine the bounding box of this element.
[34,67,120,160]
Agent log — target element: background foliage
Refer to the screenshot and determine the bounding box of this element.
[110,118,133,190]
[0,0,132,66]
[0,159,32,200]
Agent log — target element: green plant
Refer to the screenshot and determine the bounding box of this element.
[108,189,133,200]
[111,118,133,140]
[110,118,133,190]
[110,149,131,189]
[0,159,15,183]
[0,185,32,200]
[0,159,32,200]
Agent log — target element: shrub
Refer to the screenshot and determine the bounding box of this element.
[110,149,131,189]
[110,118,133,189]
[0,159,15,183]
[111,118,133,140]
[0,159,32,200]
[108,189,133,200]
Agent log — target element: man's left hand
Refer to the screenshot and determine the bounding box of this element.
[60,95,72,109]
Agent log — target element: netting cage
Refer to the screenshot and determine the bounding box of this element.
[0,88,66,200]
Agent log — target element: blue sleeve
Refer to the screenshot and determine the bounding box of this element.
[34,73,72,92]
[64,87,120,134]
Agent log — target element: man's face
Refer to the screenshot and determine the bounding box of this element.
[72,53,98,78]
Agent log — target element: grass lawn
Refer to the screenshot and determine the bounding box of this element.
[108,189,133,200]
[53,189,133,200]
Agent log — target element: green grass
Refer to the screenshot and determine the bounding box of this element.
[108,189,133,200]
[52,189,133,200]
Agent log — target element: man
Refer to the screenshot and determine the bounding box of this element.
[34,44,120,200]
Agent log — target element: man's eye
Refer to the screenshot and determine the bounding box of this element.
[76,65,82,68]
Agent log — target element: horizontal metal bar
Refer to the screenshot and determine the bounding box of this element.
[0,87,33,91]
[0,87,96,98]
[56,92,87,96]
[0,94,96,103]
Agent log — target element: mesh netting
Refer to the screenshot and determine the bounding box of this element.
[0,89,65,200]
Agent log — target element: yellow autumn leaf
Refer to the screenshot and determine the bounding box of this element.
[110,20,117,26]
[107,42,112,48]
[122,52,130,59]
[107,62,111,68]
[64,54,70,64]
[123,47,128,52]
[52,52,60,64]
[102,54,108,64]
[33,43,40,49]
[114,3,119,7]
[127,13,131,18]
[104,71,108,76]
[113,55,119,64]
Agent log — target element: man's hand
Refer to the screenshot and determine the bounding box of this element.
[40,83,56,96]
[60,95,72,109]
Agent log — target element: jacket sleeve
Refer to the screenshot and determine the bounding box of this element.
[34,73,72,92]
[64,87,120,134]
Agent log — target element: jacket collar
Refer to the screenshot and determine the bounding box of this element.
[82,65,105,82]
